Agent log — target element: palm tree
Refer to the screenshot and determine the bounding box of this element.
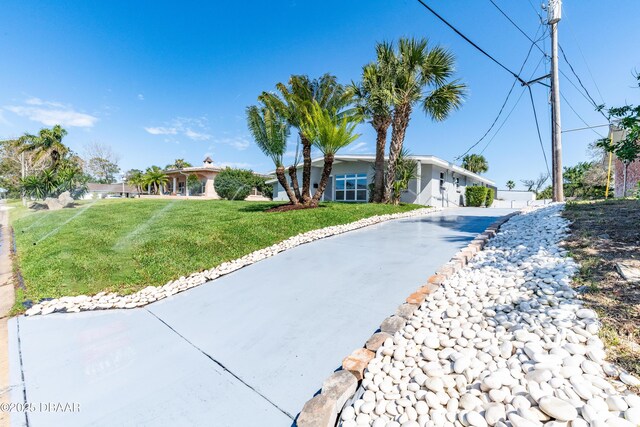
[259,74,353,205]
[352,43,396,203]
[506,180,515,191]
[383,38,466,202]
[300,101,361,206]
[19,125,70,169]
[143,166,168,195]
[166,159,192,169]
[461,154,489,174]
[246,103,299,205]
[125,169,145,193]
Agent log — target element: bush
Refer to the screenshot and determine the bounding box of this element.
[485,188,495,207]
[214,168,255,200]
[465,186,488,207]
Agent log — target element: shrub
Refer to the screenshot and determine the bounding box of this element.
[485,188,495,207]
[465,186,488,207]
[214,168,255,200]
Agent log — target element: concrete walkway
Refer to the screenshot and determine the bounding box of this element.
[7,208,513,427]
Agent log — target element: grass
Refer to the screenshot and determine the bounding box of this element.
[563,199,640,380]
[9,198,421,312]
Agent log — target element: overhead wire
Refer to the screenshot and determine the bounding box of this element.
[456,25,546,159]
[415,0,527,85]
[487,0,547,57]
[527,86,551,176]
[559,91,605,137]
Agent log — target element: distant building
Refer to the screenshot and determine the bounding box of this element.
[163,157,270,200]
[610,125,640,197]
[86,183,139,198]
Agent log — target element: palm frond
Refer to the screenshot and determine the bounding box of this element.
[422,80,467,121]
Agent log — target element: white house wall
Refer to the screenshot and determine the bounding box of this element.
[271,159,492,206]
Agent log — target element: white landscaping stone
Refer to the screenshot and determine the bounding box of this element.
[336,205,640,427]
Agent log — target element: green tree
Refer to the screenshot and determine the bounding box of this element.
[383,38,466,202]
[19,125,70,169]
[300,101,361,206]
[461,154,489,174]
[390,148,417,205]
[87,157,120,183]
[125,169,145,193]
[506,180,515,191]
[246,103,298,204]
[143,166,168,194]
[351,44,396,203]
[259,74,353,205]
[166,159,192,169]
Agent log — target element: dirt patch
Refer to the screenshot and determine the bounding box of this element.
[563,199,640,378]
[265,203,322,213]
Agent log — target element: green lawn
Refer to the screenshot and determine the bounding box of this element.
[9,198,420,311]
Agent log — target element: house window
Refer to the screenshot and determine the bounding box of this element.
[454,177,460,190]
[335,173,367,202]
[439,172,445,187]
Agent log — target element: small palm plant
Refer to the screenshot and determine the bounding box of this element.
[300,101,361,206]
[391,148,418,205]
[143,166,168,194]
[506,180,515,191]
[246,103,298,204]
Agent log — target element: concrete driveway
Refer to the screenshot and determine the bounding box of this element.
[7,208,513,427]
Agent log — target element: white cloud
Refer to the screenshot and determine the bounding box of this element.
[145,126,178,135]
[347,141,369,154]
[184,128,211,141]
[137,94,144,101]
[3,98,98,127]
[214,136,250,150]
[144,116,212,141]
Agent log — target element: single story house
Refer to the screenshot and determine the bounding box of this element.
[269,154,495,207]
[85,183,139,199]
[164,157,221,198]
[164,157,270,200]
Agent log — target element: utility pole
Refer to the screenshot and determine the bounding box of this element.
[548,0,564,202]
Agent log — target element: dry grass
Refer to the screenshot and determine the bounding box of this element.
[563,199,640,378]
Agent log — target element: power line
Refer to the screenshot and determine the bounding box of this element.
[527,85,551,176]
[479,53,547,155]
[559,91,605,137]
[561,124,609,134]
[456,27,546,159]
[487,0,547,57]
[558,44,608,120]
[415,0,527,85]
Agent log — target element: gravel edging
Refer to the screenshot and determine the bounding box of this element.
[24,207,441,316]
[295,210,520,427]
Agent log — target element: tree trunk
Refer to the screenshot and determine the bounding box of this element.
[372,116,391,203]
[310,153,334,206]
[276,166,299,204]
[288,166,302,202]
[383,104,412,203]
[623,162,628,197]
[300,132,312,204]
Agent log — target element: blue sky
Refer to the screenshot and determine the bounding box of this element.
[1,0,638,189]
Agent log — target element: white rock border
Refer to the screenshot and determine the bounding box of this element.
[295,209,522,427]
[24,206,441,316]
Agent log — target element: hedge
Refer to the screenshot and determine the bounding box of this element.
[214,168,255,200]
[465,186,488,207]
[485,188,495,207]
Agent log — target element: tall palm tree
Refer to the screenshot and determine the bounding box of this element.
[246,103,299,205]
[300,101,361,206]
[461,154,489,174]
[383,38,466,202]
[126,169,145,193]
[351,43,396,203]
[19,125,70,169]
[259,74,352,205]
[143,166,168,195]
